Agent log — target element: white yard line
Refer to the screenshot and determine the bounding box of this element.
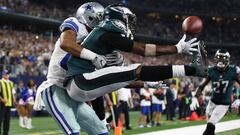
[137,119,240,135]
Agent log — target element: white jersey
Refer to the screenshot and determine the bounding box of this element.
[117,88,132,102]
[34,17,88,110]
[140,88,151,106]
[47,17,89,87]
[151,89,163,104]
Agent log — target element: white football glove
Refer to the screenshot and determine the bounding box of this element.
[92,51,125,69]
[144,81,166,89]
[92,55,107,69]
[190,97,199,111]
[105,51,124,66]
[175,34,199,55]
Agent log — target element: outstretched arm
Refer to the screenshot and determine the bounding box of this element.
[195,76,211,97]
[100,33,198,56]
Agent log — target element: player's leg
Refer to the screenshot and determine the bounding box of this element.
[25,104,34,129]
[203,101,229,135]
[17,105,26,128]
[66,63,201,102]
[75,101,108,135]
[205,100,216,120]
[41,85,80,135]
[91,96,105,121]
[203,100,216,135]
[207,104,229,124]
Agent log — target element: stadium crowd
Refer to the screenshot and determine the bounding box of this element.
[1,0,240,44]
[125,0,240,16]
[0,0,240,132]
[0,28,53,76]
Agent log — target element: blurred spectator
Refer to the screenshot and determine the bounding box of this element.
[132,89,140,110]
[117,88,133,130]
[138,88,151,128]
[166,80,177,121]
[15,80,26,128]
[151,87,165,126]
[0,70,16,135]
[233,82,240,101]
[106,92,118,126]
[18,79,36,129]
[178,80,188,120]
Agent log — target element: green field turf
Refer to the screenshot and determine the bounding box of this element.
[9,111,240,135]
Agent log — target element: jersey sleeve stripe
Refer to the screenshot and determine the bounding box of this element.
[64,20,79,32]
[60,23,78,33]
[60,53,71,70]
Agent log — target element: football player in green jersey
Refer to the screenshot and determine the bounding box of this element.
[191,49,240,135]
[65,4,207,103]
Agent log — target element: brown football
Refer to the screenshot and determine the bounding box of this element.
[182,16,203,35]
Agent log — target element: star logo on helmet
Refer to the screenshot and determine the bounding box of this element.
[85,5,92,10]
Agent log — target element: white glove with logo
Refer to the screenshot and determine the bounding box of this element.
[92,51,124,69]
[105,51,124,66]
[175,34,199,55]
[190,97,200,111]
[144,81,168,89]
[92,55,107,69]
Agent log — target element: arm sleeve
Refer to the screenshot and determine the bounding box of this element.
[99,32,134,52]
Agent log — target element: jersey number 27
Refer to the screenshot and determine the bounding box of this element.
[212,80,229,94]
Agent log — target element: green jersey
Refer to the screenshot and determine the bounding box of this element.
[67,19,130,77]
[208,65,238,105]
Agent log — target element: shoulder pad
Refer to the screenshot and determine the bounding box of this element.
[60,17,82,33]
[207,66,215,73]
[228,65,235,68]
[60,17,89,43]
[99,19,127,34]
[236,66,240,74]
[208,65,214,70]
[228,65,239,73]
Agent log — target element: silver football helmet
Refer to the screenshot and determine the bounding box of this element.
[76,2,104,29]
[214,49,230,69]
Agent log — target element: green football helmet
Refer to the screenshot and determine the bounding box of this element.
[103,4,136,32]
[214,49,230,70]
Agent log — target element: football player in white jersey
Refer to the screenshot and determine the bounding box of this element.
[34,2,112,135]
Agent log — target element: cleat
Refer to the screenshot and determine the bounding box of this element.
[190,40,208,77]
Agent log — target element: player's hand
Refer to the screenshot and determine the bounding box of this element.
[105,50,124,66]
[190,97,199,111]
[144,81,168,89]
[107,101,113,107]
[92,55,107,69]
[175,34,199,55]
[1,99,6,104]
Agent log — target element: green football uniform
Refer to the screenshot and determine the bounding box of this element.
[208,65,238,105]
[67,19,130,77]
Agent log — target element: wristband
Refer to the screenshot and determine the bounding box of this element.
[145,44,156,56]
[80,48,97,61]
